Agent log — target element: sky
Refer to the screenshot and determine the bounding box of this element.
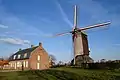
[0,0,120,62]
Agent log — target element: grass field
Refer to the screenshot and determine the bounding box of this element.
[0,67,120,80]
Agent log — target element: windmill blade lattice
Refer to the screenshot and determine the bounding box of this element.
[79,22,111,31]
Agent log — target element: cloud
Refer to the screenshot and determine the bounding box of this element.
[113,44,120,46]
[4,29,53,38]
[0,37,31,45]
[40,18,53,24]
[22,32,53,38]
[55,0,73,27]
[0,24,8,28]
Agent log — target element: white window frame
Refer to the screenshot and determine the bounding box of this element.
[17,62,19,67]
[37,55,41,61]
[12,63,14,67]
[26,61,28,68]
[15,62,16,69]
[37,63,40,69]
[10,62,12,67]
[24,53,27,58]
[23,61,25,67]
[17,61,22,67]
[18,54,21,59]
[13,55,16,59]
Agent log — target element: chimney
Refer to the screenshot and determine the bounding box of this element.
[31,45,34,48]
[19,48,22,51]
[39,42,42,46]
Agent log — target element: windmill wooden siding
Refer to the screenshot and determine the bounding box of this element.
[81,32,89,55]
[5,42,50,70]
[73,32,89,57]
[73,32,84,57]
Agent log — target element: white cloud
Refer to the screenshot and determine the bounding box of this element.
[55,1,73,27]
[113,44,120,46]
[40,18,53,24]
[0,37,30,45]
[4,29,53,38]
[0,24,8,28]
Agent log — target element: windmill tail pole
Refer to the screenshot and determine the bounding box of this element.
[74,55,76,65]
[73,35,76,66]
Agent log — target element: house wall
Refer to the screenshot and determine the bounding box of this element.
[29,45,49,70]
[8,59,29,70]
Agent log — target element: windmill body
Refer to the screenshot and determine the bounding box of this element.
[72,30,92,65]
[73,32,89,57]
[73,32,83,56]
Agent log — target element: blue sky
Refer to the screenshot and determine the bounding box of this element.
[0,0,120,62]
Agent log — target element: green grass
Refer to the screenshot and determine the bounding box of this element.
[0,67,120,80]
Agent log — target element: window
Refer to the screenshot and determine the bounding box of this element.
[15,62,16,69]
[37,55,41,61]
[18,54,21,59]
[37,63,40,69]
[17,62,19,67]
[17,61,22,67]
[13,55,16,59]
[10,62,12,67]
[26,61,28,68]
[23,61,25,67]
[12,63,14,67]
[24,53,27,58]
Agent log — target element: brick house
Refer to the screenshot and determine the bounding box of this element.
[7,42,50,70]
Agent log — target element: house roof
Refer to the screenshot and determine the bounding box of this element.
[0,60,9,66]
[9,46,38,61]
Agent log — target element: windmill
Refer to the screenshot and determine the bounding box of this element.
[53,5,111,65]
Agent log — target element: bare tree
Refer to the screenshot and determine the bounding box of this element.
[49,54,56,66]
[49,54,56,62]
[58,61,64,65]
[100,59,106,63]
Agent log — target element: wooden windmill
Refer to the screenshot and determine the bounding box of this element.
[54,5,111,65]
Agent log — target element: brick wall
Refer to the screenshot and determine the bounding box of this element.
[29,45,49,70]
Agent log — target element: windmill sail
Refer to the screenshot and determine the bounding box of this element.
[73,5,78,30]
[79,22,111,31]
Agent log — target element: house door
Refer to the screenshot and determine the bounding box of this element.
[37,63,40,69]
